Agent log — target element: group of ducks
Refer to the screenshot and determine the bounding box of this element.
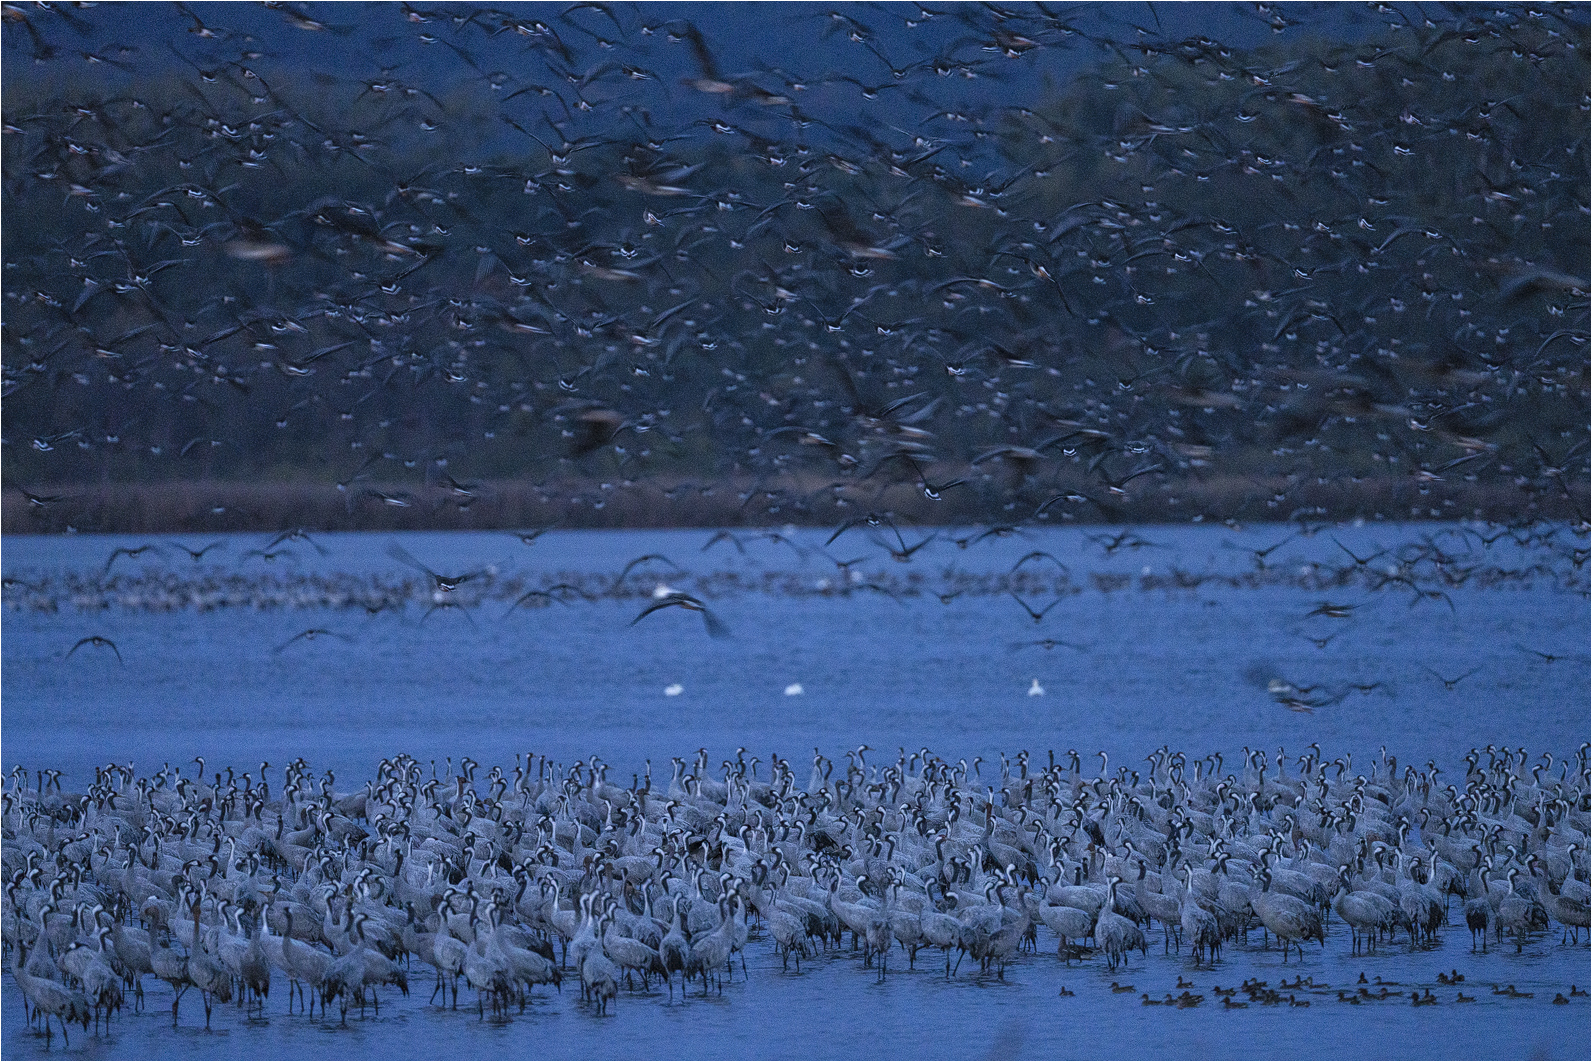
[3,741,1588,1044]
[1064,969,1591,1010]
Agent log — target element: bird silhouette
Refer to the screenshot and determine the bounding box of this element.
[66,635,122,663]
[631,592,729,638]
[273,628,350,653]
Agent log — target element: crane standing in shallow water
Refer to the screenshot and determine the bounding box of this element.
[1180,867,1222,966]
[12,942,90,1046]
[657,896,693,1000]
[581,915,620,1015]
[1250,870,1325,962]
[1095,877,1147,971]
[147,931,191,1025]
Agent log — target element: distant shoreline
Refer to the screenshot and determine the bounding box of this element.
[3,476,1583,534]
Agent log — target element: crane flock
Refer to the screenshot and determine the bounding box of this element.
[4,741,1588,1044]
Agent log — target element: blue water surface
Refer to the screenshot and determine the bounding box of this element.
[2,524,1587,1058]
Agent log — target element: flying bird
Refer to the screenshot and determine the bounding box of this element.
[617,554,682,581]
[67,635,122,663]
[631,592,730,638]
[274,628,350,653]
[386,542,492,593]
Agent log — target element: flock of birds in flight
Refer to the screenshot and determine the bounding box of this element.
[0,1,1586,535]
[1,3,1586,1050]
[3,740,1588,1045]
[5,518,1585,706]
